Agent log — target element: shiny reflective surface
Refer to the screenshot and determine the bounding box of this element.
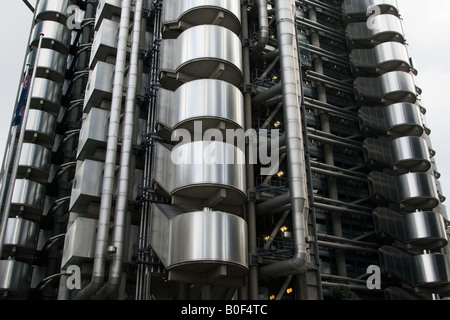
[358,103,424,138]
[157,79,244,141]
[342,0,399,21]
[380,246,450,291]
[83,61,115,113]
[27,48,67,84]
[346,14,405,50]
[374,208,448,250]
[368,171,440,210]
[160,25,243,90]
[0,260,31,294]
[363,136,431,173]
[350,42,410,75]
[154,141,246,214]
[150,203,248,275]
[30,20,71,54]
[29,78,63,116]
[354,71,418,105]
[17,143,52,183]
[3,218,40,261]
[24,110,57,149]
[11,179,46,220]
[161,0,241,38]
[35,0,70,23]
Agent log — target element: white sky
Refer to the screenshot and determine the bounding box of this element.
[0,1,449,207]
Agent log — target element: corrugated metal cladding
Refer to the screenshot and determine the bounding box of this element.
[0,0,448,301]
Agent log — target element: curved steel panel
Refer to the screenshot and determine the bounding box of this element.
[154,141,247,212]
[29,78,63,116]
[345,14,405,50]
[169,210,248,272]
[350,42,410,75]
[358,103,424,138]
[27,48,67,84]
[30,20,71,54]
[363,136,431,173]
[4,218,39,252]
[35,0,70,24]
[0,260,31,294]
[374,208,447,250]
[368,171,439,210]
[24,110,57,149]
[157,79,244,140]
[161,0,241,38]
[17,143,52,183]
[379,246,450,291]
[160,25,243,90]
[342,0,399,21]
[354,71,418,105]
[11,179,46,219]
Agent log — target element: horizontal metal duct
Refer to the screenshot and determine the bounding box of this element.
[342,0,399,22]
[159,25,243,90]
[374,208,448,251]
[35,0,70,24]
[156,79,244,143]
[0,260,32,295]
[30,20,71,55]
[69,159,144,213]
[379,246,450,292]
[11,179,46,221]
[350,42,411,76]
[345,14,405,50]
[2,218,40,262]
[61,217,139,269]
[150,203,248,284]
[368,171,440,211]
[161,0,241,38]
[363,136,431,173]
[358,103,425,138]
[153,141,246,215]
[354,71,419,105]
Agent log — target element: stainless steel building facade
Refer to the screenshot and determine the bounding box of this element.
[0,0,449,300]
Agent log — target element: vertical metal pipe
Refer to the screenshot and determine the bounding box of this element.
[241,1,258,300]
[0,34,44,259]
[76,0,132,300]
[94,0,144,299]
[259,0,310,279]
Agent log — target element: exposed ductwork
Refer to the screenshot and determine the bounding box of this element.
[258,0,310,279]
[77,0,132,300]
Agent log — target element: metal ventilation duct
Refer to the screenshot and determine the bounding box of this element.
[10,179,46,221]
[161,0,241,38]
[0,260,32,296]
[83,61,115,113]
[27,48,67,84]
[24,110,57,150]
[28,77,63,116]
[2,218,39,262]
[16,143,52,184]
[94,0,121,30]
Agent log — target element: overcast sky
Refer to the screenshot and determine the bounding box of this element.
[0,1,449,208]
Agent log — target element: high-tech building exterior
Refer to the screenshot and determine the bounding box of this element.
[0,0,449,300]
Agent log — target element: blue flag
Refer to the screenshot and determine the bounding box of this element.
[11,71,30,126]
